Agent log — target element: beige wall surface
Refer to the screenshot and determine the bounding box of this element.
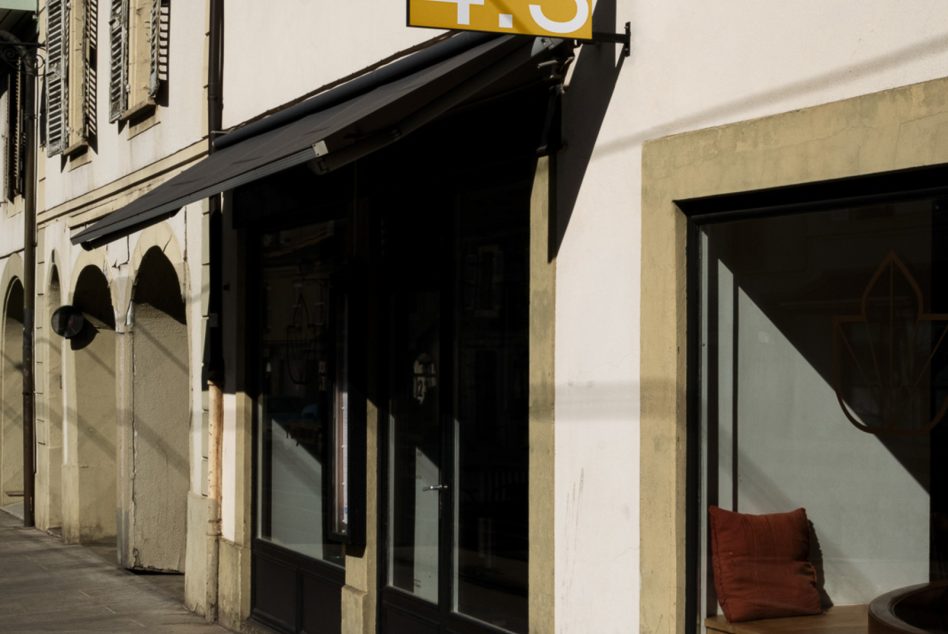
[35,270,63,532]
[128,249,189,571]
[1,278,24,508]
[641,76,948,633]
[68,268,117,544]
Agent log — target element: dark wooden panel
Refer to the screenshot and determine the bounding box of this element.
[300,569,342,634]
[381,604,440,634]
[252,553,297,632]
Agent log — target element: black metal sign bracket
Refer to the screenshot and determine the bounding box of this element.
[583,21,631,57]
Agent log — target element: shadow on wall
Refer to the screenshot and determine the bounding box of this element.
[68,266,117,544]
[2,280,23,507]
[128,246,188,572]
[71,266,116,351]
[553,0,625,258]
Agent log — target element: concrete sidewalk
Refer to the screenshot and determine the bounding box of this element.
[0,510,230,633]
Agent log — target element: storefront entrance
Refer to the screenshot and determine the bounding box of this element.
[379,177,530,634]
[244,66,546,634]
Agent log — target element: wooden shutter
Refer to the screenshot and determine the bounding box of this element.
[148,0,168,98]
[46,0,68,156]
[82,0,97,138]
[12,65,22,197]
[108,0,127,121]
[6,64,22,200]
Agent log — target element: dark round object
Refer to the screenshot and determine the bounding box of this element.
[50,305,85,339]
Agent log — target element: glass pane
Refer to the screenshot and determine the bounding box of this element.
[388,289,441,602]
[453,190,529,633]
[256,223,344,566]
[698,199,948,619]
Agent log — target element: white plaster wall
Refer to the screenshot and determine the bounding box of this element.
[0,211,23,258]
[40,0,207,210]
[553,1,948,632]
[221,0,435,128]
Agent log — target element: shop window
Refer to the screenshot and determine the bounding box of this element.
[108,0,169,122]
[256,220,350,566]
[45,0,96,156]
[693,193,948,624]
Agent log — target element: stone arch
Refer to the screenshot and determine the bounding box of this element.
[62,265,117,544]
[126,223,186,307]
[0,254,24,305]
[127,245,189,571]
[68,252,118,327]
[1,277,24,515]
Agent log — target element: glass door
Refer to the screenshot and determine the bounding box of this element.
[381,185,529,634]
[388,287,444,604]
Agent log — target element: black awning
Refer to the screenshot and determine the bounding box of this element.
[73,33,559,249]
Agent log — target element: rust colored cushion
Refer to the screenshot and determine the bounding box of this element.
[709,506,821,622]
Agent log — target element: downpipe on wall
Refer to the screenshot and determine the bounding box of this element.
[205,0,224,621]
[21,58,35,530]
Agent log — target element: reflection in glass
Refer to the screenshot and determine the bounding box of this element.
[384,189,530,629]
[257,222,345,566]
[452,195,529,633]
[388,290,441,603]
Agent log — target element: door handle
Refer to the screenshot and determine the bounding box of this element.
[422,484,448,492]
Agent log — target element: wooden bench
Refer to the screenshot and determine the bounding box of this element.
[705,605,868,633]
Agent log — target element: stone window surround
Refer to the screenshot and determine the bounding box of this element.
[640,76,948,633]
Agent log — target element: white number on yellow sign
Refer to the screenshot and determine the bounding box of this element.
[409,0,592,39]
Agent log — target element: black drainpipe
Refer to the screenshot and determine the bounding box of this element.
[21,50,36,529]
[205,0,224,621]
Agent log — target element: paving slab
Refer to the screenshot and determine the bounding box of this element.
[0,511,230,633]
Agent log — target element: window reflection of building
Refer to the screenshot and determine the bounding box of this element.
[257,221,346,566]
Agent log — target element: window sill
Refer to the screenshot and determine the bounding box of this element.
[705,604,867,634]
[4,195,24,218]
[119,100,160,139]
[120,99,155,122]
[64,142,92,170]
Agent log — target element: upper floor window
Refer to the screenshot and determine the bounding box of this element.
[108,0,169,122]
[5,62,24,201]
[46,0,97,157]
[44,0,169,158]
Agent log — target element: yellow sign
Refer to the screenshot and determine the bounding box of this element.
[408,0,593,40]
